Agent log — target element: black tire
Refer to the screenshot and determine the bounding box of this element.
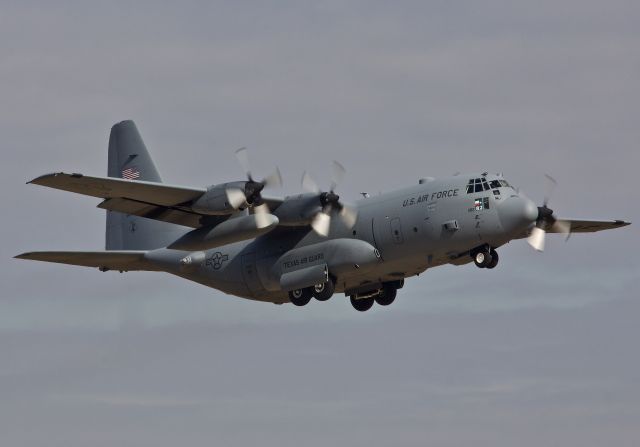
[313,278,335,301]
[289,288,312,306]
[351,296,374,312]
[486,250,499,269]
[375,285,397,306]
[473,250,492,268]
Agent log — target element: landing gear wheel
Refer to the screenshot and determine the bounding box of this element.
[375,285,397,306]
[486,250,499,269]
[289,288,312,306]
[473,250,493,268]
[350,296,374,312]
[313,277,335,301]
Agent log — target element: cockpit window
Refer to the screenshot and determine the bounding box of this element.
[467,177,513,194]
[467,177,491,193]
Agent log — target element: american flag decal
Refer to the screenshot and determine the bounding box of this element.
[121,166,140,180]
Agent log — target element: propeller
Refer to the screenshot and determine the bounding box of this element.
[302,161,358,237]
[527,174,571,251]
[225,147,282,228]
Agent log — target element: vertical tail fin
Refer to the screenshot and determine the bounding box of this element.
[106,120,185,250]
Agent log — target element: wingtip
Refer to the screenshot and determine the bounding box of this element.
[27,172,64,185]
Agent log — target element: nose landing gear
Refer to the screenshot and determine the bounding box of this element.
[472,247,499,269]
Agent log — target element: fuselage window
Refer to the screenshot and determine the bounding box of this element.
[489,180,501,189]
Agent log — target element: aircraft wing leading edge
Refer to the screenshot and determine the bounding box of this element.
[29,172,206,205]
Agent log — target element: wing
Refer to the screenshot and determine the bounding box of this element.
[28,172,286,229]
[29,172,205,204]
[14,251,158,272]
[549,218,631,233]
[30,172,207,227]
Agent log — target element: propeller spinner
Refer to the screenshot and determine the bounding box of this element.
[527,175,571,251]
[302,161,358,237]
[225,147,282,228]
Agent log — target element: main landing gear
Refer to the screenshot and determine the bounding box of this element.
[472,247,499,269]
[350,282,399,312]
[288,276,336,306]
[289,278,402,312]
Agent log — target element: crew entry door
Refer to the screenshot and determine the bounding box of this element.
[373,216,404,260]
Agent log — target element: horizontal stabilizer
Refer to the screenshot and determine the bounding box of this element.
[14,251,159,272]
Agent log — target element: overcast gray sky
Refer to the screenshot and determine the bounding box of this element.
[1,1,639,445]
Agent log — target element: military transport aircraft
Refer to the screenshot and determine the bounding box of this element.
[16,121,631,311]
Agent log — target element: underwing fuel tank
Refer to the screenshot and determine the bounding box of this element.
[167,214,279,251]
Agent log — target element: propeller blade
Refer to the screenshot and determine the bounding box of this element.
[551,218,572,241]
[311,211,331,237]
[339,204,358,228]
[235,147,252,180]
[302,171,320,194]
[527,227,546,252]
[253,203,271,228]
[225,187,247,209]
[543,174,557,207]
[330,160,346,191]
[263,167,283,189]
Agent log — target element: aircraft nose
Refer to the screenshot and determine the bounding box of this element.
[497,195,538,232]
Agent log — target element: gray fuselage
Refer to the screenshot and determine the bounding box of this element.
[144,174,537,304]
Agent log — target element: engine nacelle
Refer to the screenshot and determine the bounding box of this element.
[168,213,279,251]
[191,181,247,215]
[273,193,322,226]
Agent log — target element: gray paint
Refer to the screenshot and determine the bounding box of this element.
[3,2,640,445]
[106,121,185,250]
[17,125,629,309]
